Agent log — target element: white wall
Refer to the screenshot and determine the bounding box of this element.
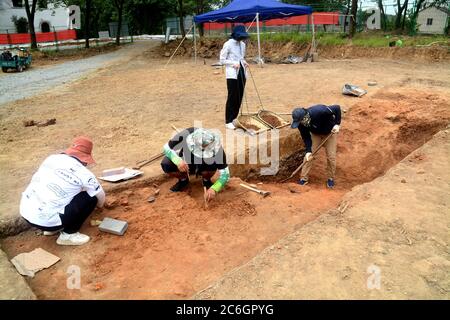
[0,6,70,33]
[0,1,13,10]
[417,7,448,34]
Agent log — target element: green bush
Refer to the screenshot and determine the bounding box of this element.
[11,15,28,34]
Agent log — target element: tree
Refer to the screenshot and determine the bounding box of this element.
[177,0,186,38]
[53,0,94,48]
[11,15,29,33]
[113,0,126,45]
[195,0,206,36]
[286,0,348,12]
[191,0,230,37]
[84,0,92,48]
[24,0,38,49]
[343,0,351,33]
[402,0,409,30]
[349,0,358,37]
[125,0,177,35]
[394,0,408,30]
[38,0,48,8]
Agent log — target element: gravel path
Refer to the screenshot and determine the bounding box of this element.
[0,41,152,106]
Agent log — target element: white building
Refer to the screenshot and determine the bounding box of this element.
[417,6,449,34]
[0,0,71,33]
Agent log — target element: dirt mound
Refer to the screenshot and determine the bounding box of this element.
[158,38,449,62]
[318,45,449,62]
[158,38,311,63]
[267,89,450,186]
[326,89,450,186]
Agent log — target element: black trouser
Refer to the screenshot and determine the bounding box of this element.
[225,65,246,124]
[25,191,98,234]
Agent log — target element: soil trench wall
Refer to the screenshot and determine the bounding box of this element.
[227,127,302,180]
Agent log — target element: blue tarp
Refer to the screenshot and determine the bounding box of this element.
[194,0,313,24]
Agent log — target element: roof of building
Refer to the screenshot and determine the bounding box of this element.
[419,5,450,15]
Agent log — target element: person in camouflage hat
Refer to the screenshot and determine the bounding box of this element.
[161,127,230,202]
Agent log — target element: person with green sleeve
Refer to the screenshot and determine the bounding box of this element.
[160,127,230,202]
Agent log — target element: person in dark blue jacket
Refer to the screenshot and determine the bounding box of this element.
[291,104,341,188]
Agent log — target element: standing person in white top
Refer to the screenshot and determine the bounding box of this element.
[20,136,106,246]
[220,25,249,129]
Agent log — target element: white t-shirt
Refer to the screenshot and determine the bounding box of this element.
[20,154,103,227]
[219,39,248,80]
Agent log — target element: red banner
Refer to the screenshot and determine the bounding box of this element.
[204,12,340,31]
[0,29,77,45]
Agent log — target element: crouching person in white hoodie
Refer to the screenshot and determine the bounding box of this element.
[20,136,105,246]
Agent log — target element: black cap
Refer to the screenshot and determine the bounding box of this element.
[291,108,306,129]
[231,25,249,40]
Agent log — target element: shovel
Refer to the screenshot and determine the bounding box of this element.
[281,132,333,183]
[239,183,271,198]
[132,124,182,170]
[133,152,164,170]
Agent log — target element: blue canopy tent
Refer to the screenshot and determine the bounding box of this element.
[194,0,313,64]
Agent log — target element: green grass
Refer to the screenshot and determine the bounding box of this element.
[250,31,449,48]
[255,32,312,43]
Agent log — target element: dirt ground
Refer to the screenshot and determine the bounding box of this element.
[1,40,449,299]
[195,129,450,300]
[161,38,450,63]
[1,178,345,299]
[31,43,121,68]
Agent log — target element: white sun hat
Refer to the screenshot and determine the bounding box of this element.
[186,128,221,159]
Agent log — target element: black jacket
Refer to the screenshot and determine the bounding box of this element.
[298,104,341,152]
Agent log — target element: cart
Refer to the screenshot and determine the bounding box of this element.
[1,49,32,73]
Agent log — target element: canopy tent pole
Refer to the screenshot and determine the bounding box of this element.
[245,14,258,31]
[164,24,194,69]
[256,12,262,67]
[193,19,197,64]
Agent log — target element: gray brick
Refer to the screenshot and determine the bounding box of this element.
[98,217,128,236]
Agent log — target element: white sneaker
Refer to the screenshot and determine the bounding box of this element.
[43,229,63,236]
[225,122,236,130]
[56,232,90,246]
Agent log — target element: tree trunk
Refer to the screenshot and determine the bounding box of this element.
[343,0,350,33]
[401,1,408,31]
[115,0,124,45]
[395,0,408,30]
[85,0,91,49]
[349,0,358,38]
[196,0,205,37]
[24,0,38,49]
[178,0,185,38]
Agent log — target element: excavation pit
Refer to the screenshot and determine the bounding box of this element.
[2,88,450,299]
